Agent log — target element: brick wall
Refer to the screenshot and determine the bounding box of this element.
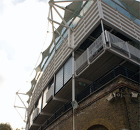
[45,76,140,130]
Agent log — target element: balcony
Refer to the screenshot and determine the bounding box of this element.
[75,31,140,80]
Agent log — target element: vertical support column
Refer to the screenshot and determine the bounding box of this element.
[104,30,111,48]
[50,2,56,51]
[72,51,75,130]
[72,51,75,102]
[68,28,74,49]
[87,48,90,64]
[97,0,104,19]
[101,20,106,49]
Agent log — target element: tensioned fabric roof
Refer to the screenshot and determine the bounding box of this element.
[54,1,82,38]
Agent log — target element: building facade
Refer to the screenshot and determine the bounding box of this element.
[25,0,140,130]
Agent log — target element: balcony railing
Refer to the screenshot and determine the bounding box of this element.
[75,31,140,76]
[37,64,139,130]
[75,33,104,75]
[76,65,140,102]
[105,30,140,62]
[41,100,72,130]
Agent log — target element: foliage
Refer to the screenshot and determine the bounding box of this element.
[0,123,12,130]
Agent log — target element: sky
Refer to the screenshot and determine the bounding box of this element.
[0,0,139,129]
[0,0,49,129]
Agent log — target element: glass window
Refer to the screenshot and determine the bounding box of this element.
[102,0,116,10]
[56,38,63,50]
[55,67,63,93]
[41,56,48,69]
[64,57,72,84]
[116,5,130,19]
[72,17,81,28]
[55,36,59,44]
[42,49,55,71]
[63,29,68,39]
[43,87,48,108]
[30,111,33,126]
[134,18,140,25]
[83,1,94,14]
[49,43,54,53]
[37,96,42,113]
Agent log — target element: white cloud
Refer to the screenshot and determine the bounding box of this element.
[0,0,49,129]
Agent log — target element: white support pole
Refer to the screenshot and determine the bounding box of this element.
[47,4,51,33]
[48,20,66,42]
[101,20,106,49]
[48,18,69,28]
[72,51,75,101]
[72,51,75,130]
[97,0,104,19]
[125,42,131,58]
[72,51,75,102]
[52,4,68,27]
[17,93,27,109]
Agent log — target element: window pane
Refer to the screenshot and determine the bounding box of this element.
[102,0,116,9]
[72,17,81,27]
[64,57,72,84]
[42,49,55,71]
[43,87,48,108]
[83,1,93,14]
[37,96,42,113]
[56,38,63,50]
[116,5,130,19]
[55,67,63,93]
[134,18,140,25]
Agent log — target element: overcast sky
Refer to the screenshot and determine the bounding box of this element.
[0,0,139,129]
[0,0,49,129]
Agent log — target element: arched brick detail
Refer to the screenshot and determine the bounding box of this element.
[87,125,108,130]
[86,118,115,130]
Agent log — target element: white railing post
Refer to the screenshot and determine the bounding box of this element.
[102,31,106,49]
[105,30,111,48]
[125,42,131,58]
[101,19,106,49]
[87,48,90,64]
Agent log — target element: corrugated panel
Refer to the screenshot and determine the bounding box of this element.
[102,1,140,42]
[55,67,63,93]
[74,1,100,46]
[64,57,72,84]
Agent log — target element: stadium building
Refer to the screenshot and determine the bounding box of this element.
[25,0,140,130]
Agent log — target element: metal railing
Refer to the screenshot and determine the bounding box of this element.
[75,33,104,75]
[75,30,140,76]
[89,34,103,62]
[105,30,140,63]
[75,50,88,75]
[76,65,140,102]
[41,100,72,130]
[105,30,129,57]
[38,65,139,130]
[127,43,140,61]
